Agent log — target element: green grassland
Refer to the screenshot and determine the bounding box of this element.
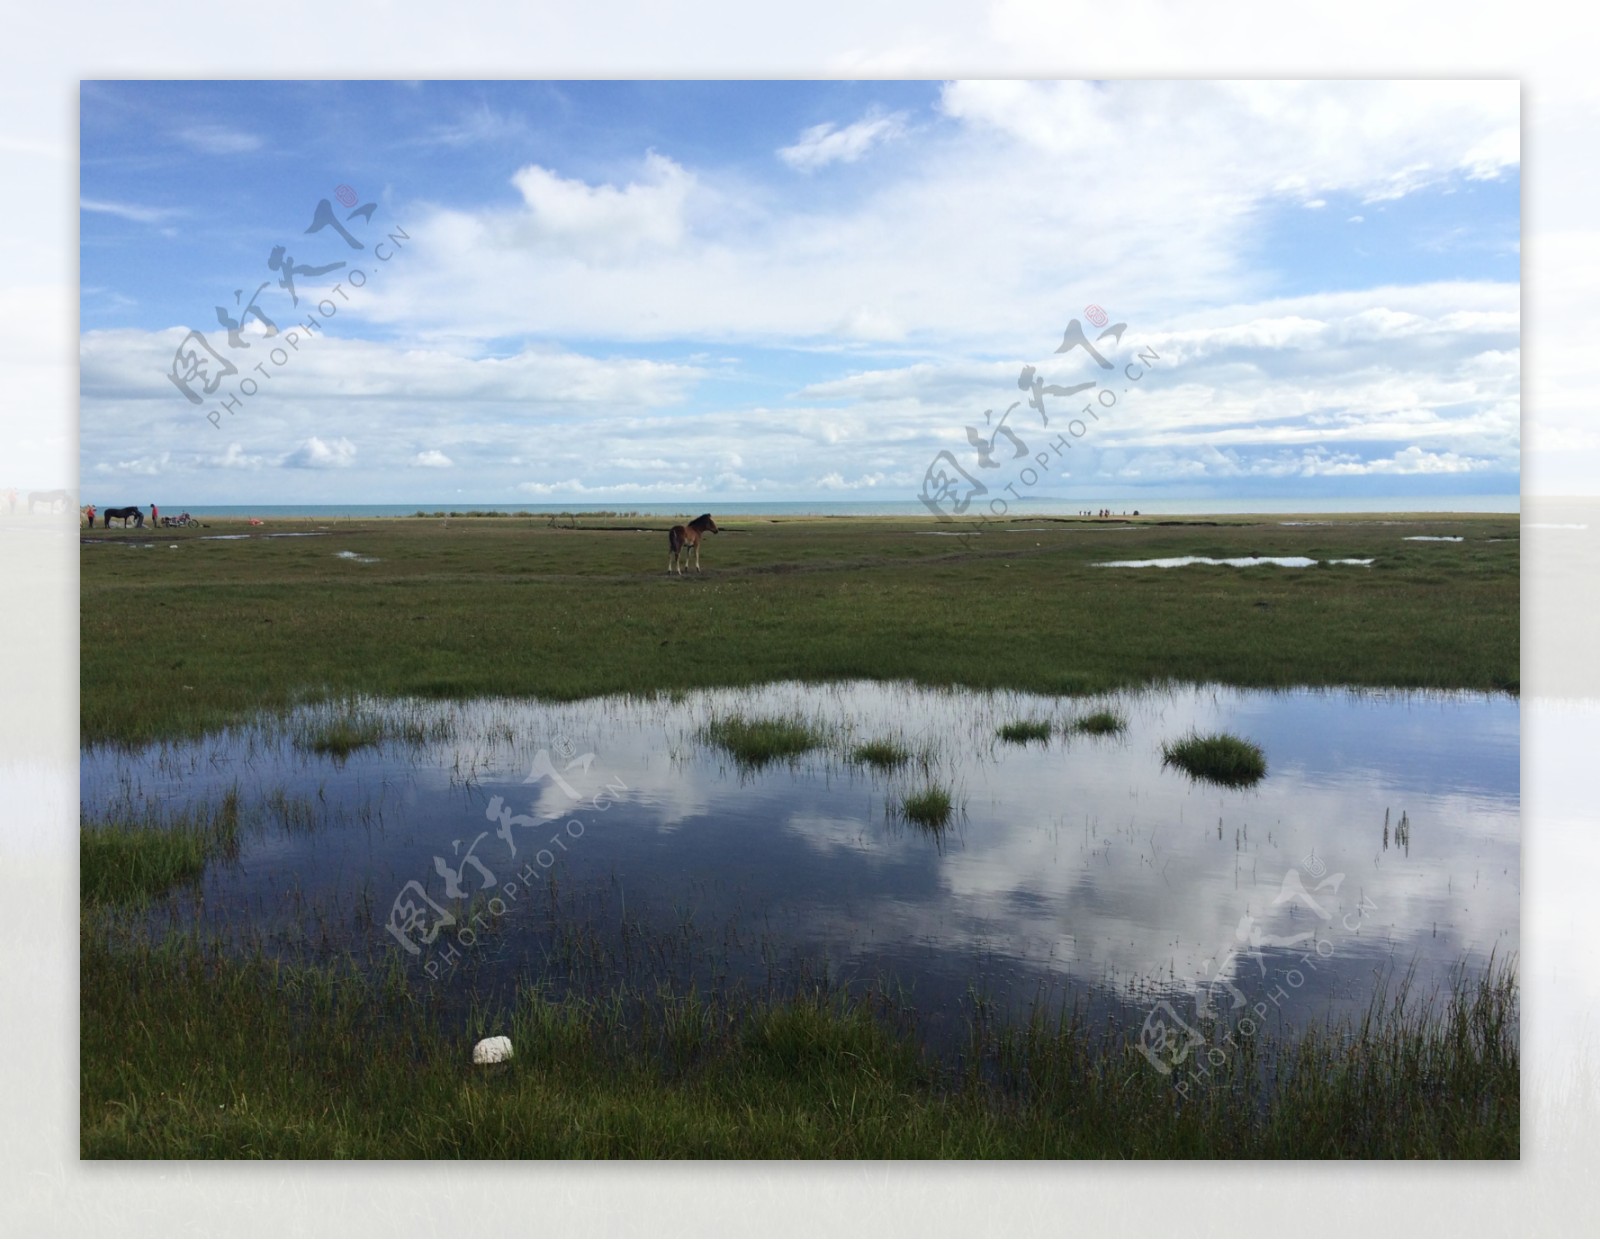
[79,510,1521,1158]
[81,511,1518,746]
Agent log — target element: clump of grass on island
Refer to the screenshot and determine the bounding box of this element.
[897,784,954,829]
[1067,709,1126,736]
[297,711,389,759]
[81,791,242,906]
[702,714,826,767]
[997,719,1052,744]
[1161,731,1267,787]
[852,738,911,769]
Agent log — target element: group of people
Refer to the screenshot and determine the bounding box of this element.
[83,502,158,529]
[1079,508,1139,518]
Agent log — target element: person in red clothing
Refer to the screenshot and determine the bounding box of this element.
[150,501,159,527]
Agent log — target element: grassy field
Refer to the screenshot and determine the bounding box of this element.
[79,510,1521,1158]
[81,511,1519,746]
[80,921,1518,1159]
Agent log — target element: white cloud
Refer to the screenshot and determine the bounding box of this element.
[176,124,262,155]
[213,442,264,469]
[92,452,168,477]
[778,110,908,170]
[421,103,527,149]
[79,329,706,407]
[1321,446,1486,475]
[412,449,453,468]
[500,152,695,258]
[939,80,1516,203]
[281,437,357,469]
[80,199,182,225]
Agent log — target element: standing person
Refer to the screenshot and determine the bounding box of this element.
[86,503,96,528]
[150,501,159,527]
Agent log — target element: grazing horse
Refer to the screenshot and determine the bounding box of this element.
[103,505,144,529]
[667,513,718,574]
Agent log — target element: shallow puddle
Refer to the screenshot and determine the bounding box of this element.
[83,681,1518,1040]
[1095,556,1374,569]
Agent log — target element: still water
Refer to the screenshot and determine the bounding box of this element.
[83,682,1518,1040]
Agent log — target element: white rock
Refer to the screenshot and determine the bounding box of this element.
[472,1035,513,1065]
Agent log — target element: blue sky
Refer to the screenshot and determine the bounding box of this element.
[79,80,1520,504]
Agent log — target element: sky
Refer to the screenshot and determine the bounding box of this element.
[78,79,1521,506]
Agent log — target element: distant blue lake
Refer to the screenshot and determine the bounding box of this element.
[156,497,1520,519]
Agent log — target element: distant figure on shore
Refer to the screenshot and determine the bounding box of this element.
[150,501,159,527]
[3,488,15,515]
[83,504,96,528]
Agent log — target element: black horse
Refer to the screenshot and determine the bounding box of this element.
[103,506,144,529]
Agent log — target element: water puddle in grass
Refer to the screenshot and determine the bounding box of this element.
[1404,536,1464,542]
[82,681,1518,1045]
[1095,556,1374,569]
[334,551,380,563]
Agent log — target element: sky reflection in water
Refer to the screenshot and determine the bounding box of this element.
[83,681,1518,1039]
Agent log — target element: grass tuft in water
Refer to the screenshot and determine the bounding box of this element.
[81,791,242,906]
[702,714,826,767]
[997,719,1052,744]
[851,738,911,769]
[1161,731,1267,787]
[293,704,451,759]
[897,785,954,829]
[1067,709,1126,736]
[298,711,389,758]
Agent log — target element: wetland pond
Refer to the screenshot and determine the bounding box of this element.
[83,681,1518,1049]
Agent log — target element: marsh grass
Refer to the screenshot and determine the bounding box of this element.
[81,791,242,906]
[294,704,453,759]
[997,719,1052,744]
[702,714,827,767]
[897,784,954,829]
[79,927,1518,1158]
[297,711,389,759]
[1068,709,1126,736]
[1161,731,1268,787]
[851,738,912,768]
[265,788,321,834]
